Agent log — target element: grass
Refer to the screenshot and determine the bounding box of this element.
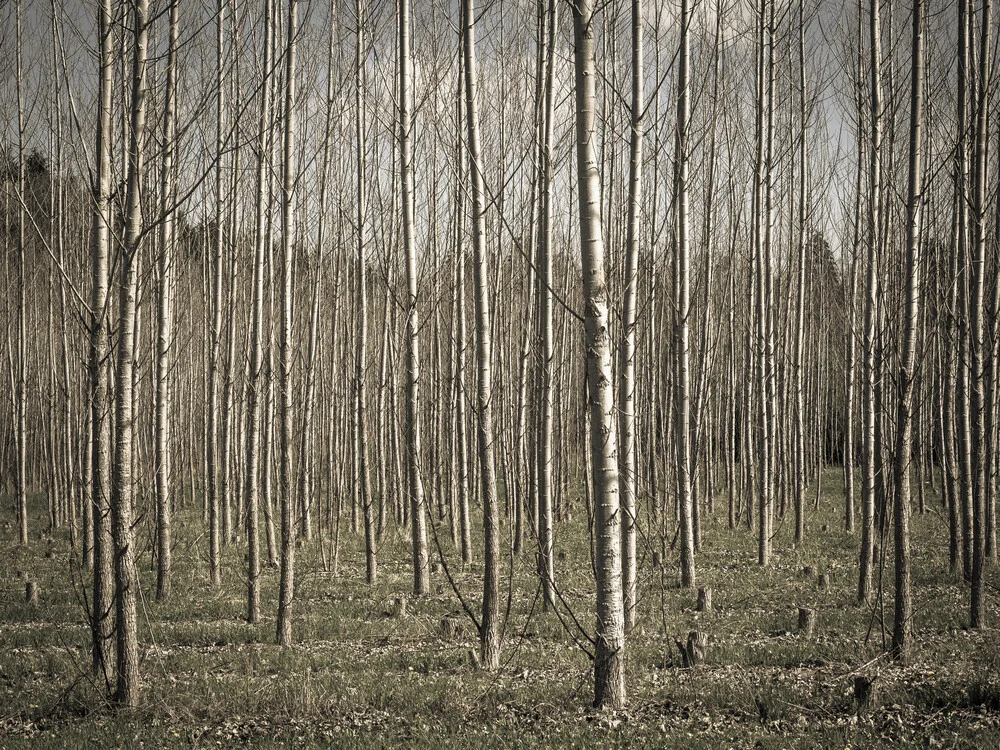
[1,469,999,748]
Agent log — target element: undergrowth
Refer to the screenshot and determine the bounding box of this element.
[1,469,998,748]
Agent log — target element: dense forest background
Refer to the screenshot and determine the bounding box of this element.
[0,0,998,743]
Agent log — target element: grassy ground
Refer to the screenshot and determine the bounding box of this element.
[2,470,999,748]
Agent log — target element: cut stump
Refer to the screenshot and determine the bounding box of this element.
[798,607,816,637]
[854,675,878,714]
[675,630,708,668]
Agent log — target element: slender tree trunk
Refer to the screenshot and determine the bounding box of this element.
[969,0,991,629]
[890,0,923,661]
[297,267,321,543]
[572,0,626,710]
[111,0,149,706]
[859,0,882,605]
[675,0,696,588]
[262,354,277,566]
[455,247,472,564]
[244,0,273,625]
[513,9,543,557]
[845,32,863,535]
[276,0,298,647]
[207,0,226,585]
[14,0,28,549]
[753,0,774,567]
[356,0,377,586]
[90,0,115,681]
[956,0,974,583]
[155,0,179,603]
[537,0,557,610]
[82,404,93,569]
[461,0,502,670]
[792,0,808,545]
[987,122,1000,565]
[618,0,642,629]
[399,0,430,596]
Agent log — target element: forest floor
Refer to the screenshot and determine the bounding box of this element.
[2,469,999,748]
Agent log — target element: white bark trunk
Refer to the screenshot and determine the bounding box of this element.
[572,1,626,710]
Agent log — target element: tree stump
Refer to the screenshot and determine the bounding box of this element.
[854,675,878,714]
[818,572,831,590]
[390,596,407,618]
[696,587,713,612]
[675,630,708,668]
[797,607,816,637]
[440,615,464,639]
[25,582,38,607]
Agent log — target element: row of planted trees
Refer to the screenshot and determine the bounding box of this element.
[0,0,997,710]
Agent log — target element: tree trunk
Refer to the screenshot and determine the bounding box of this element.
[461,0,502,670]
[753,0,775,568]
[89,0,115,681]
[14,0,28,549]
[111,0,149,706]
[207,0,226,585]
[297,267,321,542]
[792,0,809,546]
[859,0,882,605]
[956,0,974,583]
[399,0,430,596]
[675,0,696,588]
[618,0,642,629]
[244,0,273,625]
[968,0,991,628]
[276,0,298,647]
[537,0,557,610]
[356,0,377,586]
[155,0,179,603]
[572,0,626,710]
[845,28,863,535]
[890,0,923,661]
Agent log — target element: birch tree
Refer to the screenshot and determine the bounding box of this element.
[155,0,180,603]
[399,0,430,596]
[890,0,923,661]
[110,0,150,705]
[277,0,298,647]
[674,0,696,588]
[356,0,376,586]
[461,0,501,670]
[244,0,273,626]
[968,0,991,629]
[207,0,226,585]
[858,0,882,605]
[572,0,626,710]
[14,0,27,549]
[89,0,115,680]
[792,0,809,546]
[536,0,557,610]
[619,0,642,627]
